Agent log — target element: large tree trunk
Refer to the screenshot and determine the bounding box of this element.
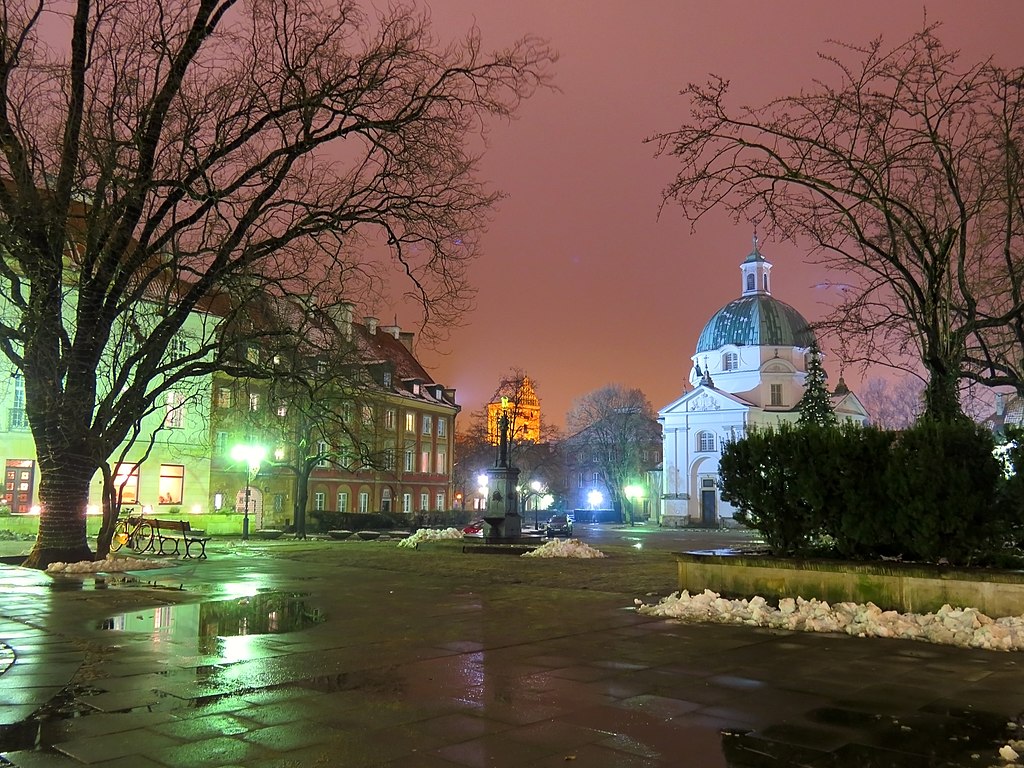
[293,465,311,539]
[22,458,96,569]
[922,354,965,423]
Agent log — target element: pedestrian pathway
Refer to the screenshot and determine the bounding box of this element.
[0,541,1022,767]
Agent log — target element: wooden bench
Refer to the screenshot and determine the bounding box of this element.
[150,519,211,559]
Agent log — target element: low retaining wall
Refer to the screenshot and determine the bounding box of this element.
[1,512,246,538]
[675,552,1024,617]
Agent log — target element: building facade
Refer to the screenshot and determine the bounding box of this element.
[486,376,541,445]
[658,240,867,527]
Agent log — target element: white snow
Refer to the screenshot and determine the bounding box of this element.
[522,539,607,558]
[46,556,173,573]
[636,589,1024,652]
[397,527,464,548]
[1000,742,1021,762]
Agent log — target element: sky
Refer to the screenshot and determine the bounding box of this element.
[393,1,1024,430]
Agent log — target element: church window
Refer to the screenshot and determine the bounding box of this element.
[723,352,738,371]
[763,273,769,291]
[770,384,784,406]
[746,273,755,291]
[697,431,715,452]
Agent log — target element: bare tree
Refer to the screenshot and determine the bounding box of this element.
[565,385,660,524]
[0,0,554,567]
[860,376,925,429]
[651,24,1024,423]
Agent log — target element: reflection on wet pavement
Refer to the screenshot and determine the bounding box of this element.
[0,546,1023,767]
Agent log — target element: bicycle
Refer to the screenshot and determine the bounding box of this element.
[109,514,155,554]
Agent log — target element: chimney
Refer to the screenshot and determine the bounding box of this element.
[328,301,355,341]
[380,324,401,339]
[364,316,378,335]
[398,331,414,351]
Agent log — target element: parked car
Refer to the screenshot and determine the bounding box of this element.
[462,519,484,536]
[544,514,573,537]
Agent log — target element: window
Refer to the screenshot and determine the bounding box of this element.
[362,405,373,425]
[169,337,189,360]
[342,402,353,422]
[722,352,738,371]
[697,431,715,452]
[402,493,412,513]
[359,492,369,513]
[276,403,288,418]
[404,446,415,472]
[381,489,392,513]
[274,446,286,461]
[578,472,585,488]
[770,384,783,406]
[165,391,185,428]
[314,492,326,511]
[316,360,328,375]
[215,431,228,455]
[158,464,184,505]
[437,417,447,437]
[405,413,415,432]
[248,392,260,411]
[384,446,396,470]
[763,274,769,291]
[419,492,429,511]
[383,371,392,388]
[337,491,349,513]
[436,451,446,474]
[246,346,259,364]
[422,415,432,435]
[114,463,139,505]
[435,493,445,510]
[746,273,755,291]
[317,441,329,467]
[384,409,396,429]
[420,450,431,473]
[216,387,232,408]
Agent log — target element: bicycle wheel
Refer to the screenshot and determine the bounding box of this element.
[134,521,155,554]
[109,520,128,552]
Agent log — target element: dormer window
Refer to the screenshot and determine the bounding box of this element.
[383,371,392,387]
[722,352,738,371]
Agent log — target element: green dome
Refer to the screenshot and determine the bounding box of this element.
[696,295,815,352]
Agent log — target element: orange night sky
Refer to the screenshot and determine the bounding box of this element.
[386,1,1024,429]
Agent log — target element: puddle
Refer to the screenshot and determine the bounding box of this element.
[97,591,325,647]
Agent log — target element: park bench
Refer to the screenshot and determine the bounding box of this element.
[150,519,211,559]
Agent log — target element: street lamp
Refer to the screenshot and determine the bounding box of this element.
[477,473,489,511]
[587,489,603,509]
[624,484,644,527]
[231,443,266,540]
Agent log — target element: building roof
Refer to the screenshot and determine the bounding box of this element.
[695,294,815,353]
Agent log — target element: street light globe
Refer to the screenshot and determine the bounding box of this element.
[624,484,644,501]
[587,489,603,508]
[477,473,489,488]
[530,480,543,492]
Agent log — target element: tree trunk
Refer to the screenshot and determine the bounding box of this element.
[95,465,120,560]
[22,458,96,569]
[922,358,965,423]
[293,464,311,538]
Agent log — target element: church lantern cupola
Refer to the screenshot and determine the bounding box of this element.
[741,234,772,296]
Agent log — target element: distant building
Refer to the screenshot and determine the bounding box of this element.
[658,239,867,527]
[486,376,541,445]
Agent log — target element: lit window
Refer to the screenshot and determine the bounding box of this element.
[422,415,432,435]
[314,492,326,511]
[359,492,369,513]
[435,493,445,510]
[437,418,447,437]
[337,491,348,513]
[405,413,415,432]
[248,393,260,412]
[165,391,185,428]
[723,352,738,371]
[384,409,396,429]
[770,384,783,406]
[158,464,184,505]
[317,441,329,467]
[114,463,139,505]
[276,403,288,418]
[698,431,715,452]
[436,451,446,474]
[402,493,412,513]
[216,387,232,408]
[420,450,431,473]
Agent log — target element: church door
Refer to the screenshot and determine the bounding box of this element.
[700,477,717,527]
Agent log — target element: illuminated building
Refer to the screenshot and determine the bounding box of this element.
[486,376,541,445]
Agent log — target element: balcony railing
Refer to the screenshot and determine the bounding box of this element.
[7,408,29,431]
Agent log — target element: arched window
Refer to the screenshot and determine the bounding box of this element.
[746,273,755,291]
[722,352,738,371]
[697,431,715,452]
[763,273,769,291]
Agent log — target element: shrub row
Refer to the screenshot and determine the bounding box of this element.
[719,421,1024,565]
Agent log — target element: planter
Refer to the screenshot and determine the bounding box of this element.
[355,531,381,541]
[328,530,353,540]
[255,529,284,540]
[675,552,1024,616]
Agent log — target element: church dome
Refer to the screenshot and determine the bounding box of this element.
[696,294,815,352]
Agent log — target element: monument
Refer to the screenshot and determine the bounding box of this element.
[483,399,522,540]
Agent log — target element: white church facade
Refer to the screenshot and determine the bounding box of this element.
[658,240,868,527]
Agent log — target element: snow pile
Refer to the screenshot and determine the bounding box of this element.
[1001,741,1023,762]
[397,527,464,548]
[636,589,1024,651]
[522,538,607,559]
[46,556,171,573]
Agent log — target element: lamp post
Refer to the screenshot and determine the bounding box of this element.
[624,484,644,527]
[231,443,266,540]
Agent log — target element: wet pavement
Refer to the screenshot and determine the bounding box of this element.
[0,534,1023,767]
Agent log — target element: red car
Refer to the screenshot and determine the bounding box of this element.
[462,520,484,535]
